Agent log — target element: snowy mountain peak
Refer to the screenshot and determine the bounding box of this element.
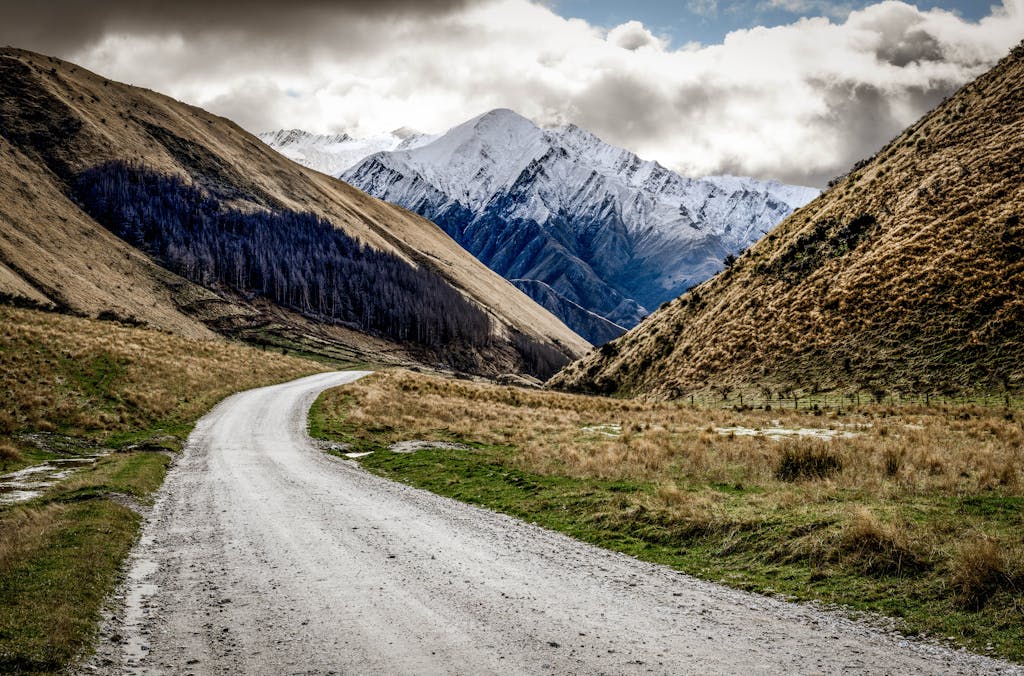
[259,109,819,343]
[333,109,819,343]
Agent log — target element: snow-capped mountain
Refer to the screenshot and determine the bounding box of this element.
[264,110,819,344]
[258,128,435,176]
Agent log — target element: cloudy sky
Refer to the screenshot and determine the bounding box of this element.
[4,0,1022,186]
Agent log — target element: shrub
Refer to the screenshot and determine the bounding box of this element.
[951,536,1010,610]
[0,442,23,463]
[775,441,843,481]
[838,507,927,577]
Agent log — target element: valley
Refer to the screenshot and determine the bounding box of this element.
[0,48,588,380]
[0,19,1022,676]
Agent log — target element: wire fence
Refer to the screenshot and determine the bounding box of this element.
[678,391,1022,411]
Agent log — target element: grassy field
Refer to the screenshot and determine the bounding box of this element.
[311,369,1024,663]
[0,304,325,673]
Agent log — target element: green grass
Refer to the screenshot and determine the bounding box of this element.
[0,452,169,674]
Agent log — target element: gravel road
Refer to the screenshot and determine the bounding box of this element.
[88,371,1021,675]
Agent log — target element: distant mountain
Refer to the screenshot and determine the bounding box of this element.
[259,127,435,177]
[330,109,818,343]
[551,43,1024,398]
[0,48,589,378]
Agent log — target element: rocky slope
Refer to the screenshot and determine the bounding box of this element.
[551,43,1024,399]
[337,109,818,343]
[0,48,588,376]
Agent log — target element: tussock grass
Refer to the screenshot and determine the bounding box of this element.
[775,441,843,482]
[0,442,23,465]
[952,535,1022,611]
[317,370,1024,496]
[0,304,324,673]
[312,369,1024,662]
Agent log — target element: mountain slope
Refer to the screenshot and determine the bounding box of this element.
[0,48,588,376]
[551,43,1024,399]
[338,109,818,343]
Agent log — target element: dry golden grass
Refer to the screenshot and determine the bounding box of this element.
[553,42,1024,398]
[0,304,323,441]
[325,370,1024,499]
[0,504,65,572]
[951,535,1021,611]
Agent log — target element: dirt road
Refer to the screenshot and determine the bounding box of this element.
[89,371,1019,674]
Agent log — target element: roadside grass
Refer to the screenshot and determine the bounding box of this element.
[0,304,325,673]
[310,369,1024,663]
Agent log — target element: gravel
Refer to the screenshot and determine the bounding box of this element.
[84,371,1022,675]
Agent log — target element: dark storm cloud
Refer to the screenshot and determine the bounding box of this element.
[0,0,476,55]
[8,0,1018,188]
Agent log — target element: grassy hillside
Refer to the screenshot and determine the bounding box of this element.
[311,370,1024,663]
[0,304,323,672]
[551,42,1024,400]
[0,47,588,377]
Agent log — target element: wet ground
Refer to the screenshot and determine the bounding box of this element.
[0,454,105,506]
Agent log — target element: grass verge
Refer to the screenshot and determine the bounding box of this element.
[0,304,325,673]
[310,369,1024,664]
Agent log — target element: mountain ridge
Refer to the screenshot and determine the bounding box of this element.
[0,47,589,377]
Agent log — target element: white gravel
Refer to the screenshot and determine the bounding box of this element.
[85,371,1022,675]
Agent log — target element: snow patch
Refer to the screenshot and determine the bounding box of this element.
[388,440,469,454]
[579,424,622,437]
[714,426,859,441]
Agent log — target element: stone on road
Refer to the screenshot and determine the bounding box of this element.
[89,371,1020,674]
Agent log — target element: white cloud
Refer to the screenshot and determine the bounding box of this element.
[607,20,669,51]
[68,0,1024,186]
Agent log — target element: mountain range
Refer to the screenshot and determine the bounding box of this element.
[0,48,588,378]
[262,110,818,344]
[551,42,1024,399]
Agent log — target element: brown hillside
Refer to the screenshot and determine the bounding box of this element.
[552,42,1024,400]
[0,48,588,373]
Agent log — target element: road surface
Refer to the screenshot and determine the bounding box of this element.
[88,371,1020,674]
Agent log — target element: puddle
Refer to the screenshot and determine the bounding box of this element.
[388,441,469,454]
[344,451,374,459]
[0,455,106,506]
[714,426,859,441]
[579,424,622,437]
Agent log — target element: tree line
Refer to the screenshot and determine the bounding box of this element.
[74,161,493,352]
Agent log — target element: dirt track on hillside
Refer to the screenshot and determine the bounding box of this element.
[85,371,1021,674]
